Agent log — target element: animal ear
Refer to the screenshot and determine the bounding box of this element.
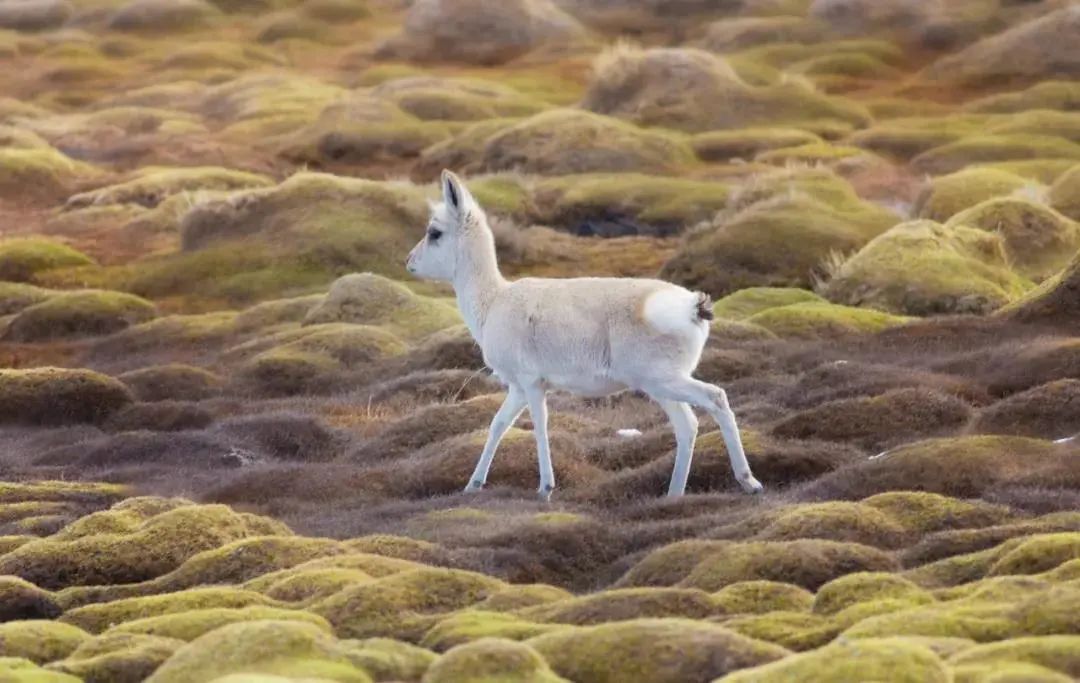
[441,169,473,214]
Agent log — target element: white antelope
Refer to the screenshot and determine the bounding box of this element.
[406,170,763,500]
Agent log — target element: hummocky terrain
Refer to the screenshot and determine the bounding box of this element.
[0,0,1079,681]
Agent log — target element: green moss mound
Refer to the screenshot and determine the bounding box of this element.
[131,173,429,304]
[746,301,910,338]
[719,637,950,682]
[302,273,460,340]
[61,587,277,634]
[474,585,573,613]
[0,238,94,283]
[144,620,372,683]
[662,184,898,296]
[47,632,183,683]
[989,533,1080,577]
[0,148,98,202]
[519,587,719,626]
[1048,164,1080,221]
[678,539,897,592]
[0,576,61,622]
[0,505,288,590]
[312,567,505,641]
[813,573,934,616]
[0,281,53,315]
[140,536,339,596]
[582,45,869,133]
[714,581,814,615]
[712,287,824,321]
[998,250,1080,328]
[917,168,1031,223]
[946,198,1080,281]
[0,368,134,426]
[754,502,910,548]
[4,290,157,341]
[374,76,546,122]
[967,81,1080,115]
[0,621,89,664]
[275,93,450,168]
[914,135,1080,176]
[862,492,1014,535]
[117,364,223,403]
[341,638,435,683]
[108,606,333,642]
[420,612,564,653]
[237,323,408,396]
[824,220,1033,315]
[421,638,567,683]
[529,618,788,683]
[66,166,271,210]
[423,109,694,176]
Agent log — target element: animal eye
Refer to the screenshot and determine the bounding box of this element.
[427,227,443,241]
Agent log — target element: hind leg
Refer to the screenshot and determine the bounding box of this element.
[654,399,699,497]
[645,376,763,494]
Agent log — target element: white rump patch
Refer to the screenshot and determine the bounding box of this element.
[616,428,643,438]
[642,287,705,338]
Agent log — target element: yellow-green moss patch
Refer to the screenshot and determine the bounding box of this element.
[814,573,935,616]
[0,368,134,426]
[714,581,814,615]
[678,540,897,592]
[420,611,565,653]
[302,273,460,340]
[421,638,567,683]
[0,621,89,664]
[747,301,910,338]
[107,606,333,642]
[0,238,94,283]
[719,637,950,682]
[61,587,277,634]
[917,168,1032,222]
[529,618,788,683]
[946,198,1080,281]
[312,567,505,641]
[47,632,183,683]
[824,220,1033,315]
[4,290,157,341]
[144,620,372,683]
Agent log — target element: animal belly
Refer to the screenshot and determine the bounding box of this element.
[544,373,626,397]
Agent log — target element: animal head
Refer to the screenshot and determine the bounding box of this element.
[406,169,479,282]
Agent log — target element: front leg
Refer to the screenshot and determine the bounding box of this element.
[523,384,555,502]
[465,385,527,492]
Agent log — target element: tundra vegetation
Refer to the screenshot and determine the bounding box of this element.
[0,0,1079,681]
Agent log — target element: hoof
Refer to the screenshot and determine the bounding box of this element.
[739,476,764,495]
[463,480,485,493]
[537,484,554,502]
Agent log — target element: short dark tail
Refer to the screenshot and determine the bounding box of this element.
[694,291,714,321]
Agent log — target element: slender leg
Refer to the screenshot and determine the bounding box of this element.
[464,385,527,492]
[656,399,699,497]
[524,384,555,501]
[647,377,763,494]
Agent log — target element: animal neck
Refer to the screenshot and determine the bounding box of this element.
[453,218,506,340]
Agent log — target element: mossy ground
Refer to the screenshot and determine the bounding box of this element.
[2,1,1080,681]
